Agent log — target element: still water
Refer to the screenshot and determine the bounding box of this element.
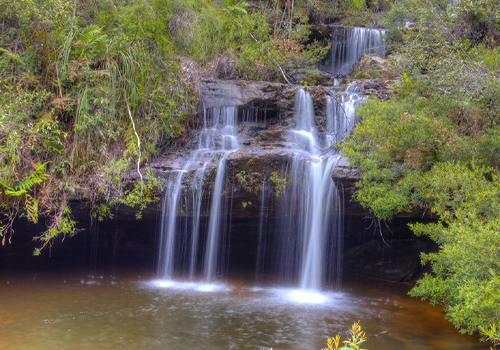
[0,270,483,350]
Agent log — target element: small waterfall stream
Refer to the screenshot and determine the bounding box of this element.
[157,106,239,281]
[157,171,185,278]
[188,165,206,279]
[324,26,386,75]
[255,181,268,281]
[203,158,227,280]
[271,89,351,290]
[326,83,365,144]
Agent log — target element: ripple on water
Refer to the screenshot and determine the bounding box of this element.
[148,279,233,293]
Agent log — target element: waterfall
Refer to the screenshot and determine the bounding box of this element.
[272,89,346,290]
[188,165,206,279]
[156,87,361,292]
[255,182,268,281]
[203,158,227,280]
[326,83,366,144]
[299,156,341,290]
[325,27,386,75]
[295,89,316,132]
[202,107,238,281]
[157,171,185,278]
[157,106,239,281]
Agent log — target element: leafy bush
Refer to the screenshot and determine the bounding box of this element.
[341,0,500,345]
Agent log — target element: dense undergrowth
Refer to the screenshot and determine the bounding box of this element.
[341,0,500,345]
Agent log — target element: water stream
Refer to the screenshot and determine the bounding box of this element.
[324,27,386,75]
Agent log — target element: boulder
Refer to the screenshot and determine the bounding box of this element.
[332,155,360,183]
[349,53,399,80]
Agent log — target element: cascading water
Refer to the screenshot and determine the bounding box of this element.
[325,83,365,144]
[202,107,238,280]
[157,106,239,281]
[157,87,363,291]
[272,89,346,291]
[324,26,386,75]
[156,87,366,294]
[157,171,186,278]
[255,182,268,281]
[203,158,227,279]
[188,165,206,279]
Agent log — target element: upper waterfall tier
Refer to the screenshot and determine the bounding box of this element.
[322,26,386,75]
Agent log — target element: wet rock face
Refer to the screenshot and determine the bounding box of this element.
[201,80,330,115]
[136,78,422,222]
[342,216,435,282]
[147,79,379,219]
[332,155,360,183]
[343,238,429,282]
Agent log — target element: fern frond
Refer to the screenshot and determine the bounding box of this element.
[124,126,139,157]
[16,162,50,192]
[0,48,27,68]
[25,195,39,223]
[4,189,27,196]
[0,179,13,191]
[76,25,108,47]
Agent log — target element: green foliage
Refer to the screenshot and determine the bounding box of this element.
[117,172,161,220]
[323,322,367,350]
[342,68,500,218]
[408,164,500,337]
[0,0,73,29]
[231,11,330,83]
[480,324,500,349]
[235,170,258,191]
[33,205,76,255]
[93,168,161,221]
[0,0,188,251]
[0,162,50,197]
[342,0,500,344]
[352,0,366,11]
[0,161,50,224]
[270,172,287,196]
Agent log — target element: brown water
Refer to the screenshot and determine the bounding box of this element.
[0,271,484,350]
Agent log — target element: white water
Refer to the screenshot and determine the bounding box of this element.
[272,89,348,290]
[157,170,186,278]
[157,106,239,281]
[326,27,386,75]
[202,107,238,280]
[326,83,366,144]
[203,158,227,280]
[188,165,206,279]
[299,156,341,290]
[157,89,363,291]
